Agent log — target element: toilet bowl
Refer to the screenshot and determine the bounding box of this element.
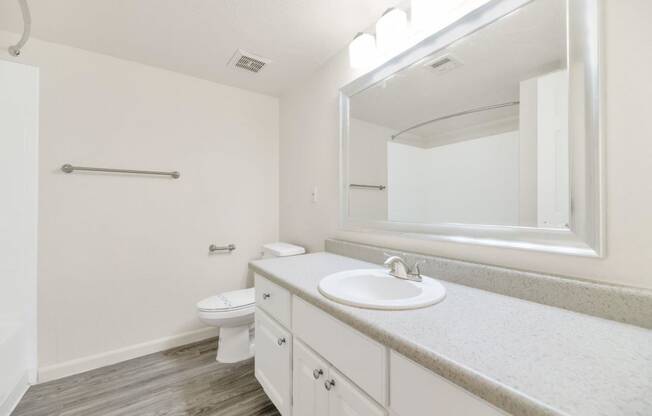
[197,242,305,363]
[197,288,255,363]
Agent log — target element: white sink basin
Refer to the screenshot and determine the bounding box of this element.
[318,269,446,310]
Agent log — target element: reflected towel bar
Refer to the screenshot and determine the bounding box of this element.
[61,164,180,179]
[349,184,386,190]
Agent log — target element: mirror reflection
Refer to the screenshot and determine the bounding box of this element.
[347,0,569,229]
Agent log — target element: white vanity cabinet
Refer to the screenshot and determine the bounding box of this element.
[293,339,330,416]
[293,339,386,416]
[292,296,387,405]
[327,366,386,416]
[389,351,507,416]
[256,274,292,328]
[254,273,508,416]
[255,307,292,416]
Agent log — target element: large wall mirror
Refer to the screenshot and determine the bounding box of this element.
[340,0,603,256]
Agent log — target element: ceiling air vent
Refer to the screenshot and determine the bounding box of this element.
[424,54,463,74]
[228,49,271,74]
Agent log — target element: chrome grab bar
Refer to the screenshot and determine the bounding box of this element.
[61,164,180,179]
[209,244,236,253]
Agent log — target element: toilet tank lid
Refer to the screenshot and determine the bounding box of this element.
[263,242,305,257]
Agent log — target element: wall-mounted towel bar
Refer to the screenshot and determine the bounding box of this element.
[61,164,180,179]
[349,184,386,190]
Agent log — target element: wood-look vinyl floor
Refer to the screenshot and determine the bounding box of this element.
[12,338,280,416]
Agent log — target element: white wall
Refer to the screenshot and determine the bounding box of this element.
[388,132,520,225]
[519,76,538,226]
[536,70,569,228]
[279,0,652,291]
[0,60,38,412]
[348,118,388,220]
[387,142,429,223]
[1,32,279,381]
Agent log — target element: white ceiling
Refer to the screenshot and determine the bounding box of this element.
[350,0,566,143]
[0,0,398,96]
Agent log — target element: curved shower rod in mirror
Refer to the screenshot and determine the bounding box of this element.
[8,0,32,57]
[391,101,520,141]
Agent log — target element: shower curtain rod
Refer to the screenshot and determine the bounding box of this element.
[8,0,32,57]
[390,101,520,141]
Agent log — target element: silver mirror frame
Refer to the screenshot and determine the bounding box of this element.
[339,0,604,257]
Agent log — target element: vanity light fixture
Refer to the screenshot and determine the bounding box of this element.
[348,32,377,69]
[347,1,496,70]
[375,8,408,56]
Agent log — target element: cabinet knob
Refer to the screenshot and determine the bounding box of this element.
[262,293,271,300]
[324,379,335,391]
[313,369,323,380]
[277,337,286,346]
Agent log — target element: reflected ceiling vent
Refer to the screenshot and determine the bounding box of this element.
[228,49,271,74]
[424,54,463,74]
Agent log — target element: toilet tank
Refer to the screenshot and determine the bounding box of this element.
[261,242,305,259]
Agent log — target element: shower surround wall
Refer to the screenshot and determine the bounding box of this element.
[0,32,279,381]
[0,59,38,413]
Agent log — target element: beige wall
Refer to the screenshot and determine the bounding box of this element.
[1,32,279,380]
[279,0,652,291]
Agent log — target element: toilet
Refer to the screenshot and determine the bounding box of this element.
[197,242,305,363]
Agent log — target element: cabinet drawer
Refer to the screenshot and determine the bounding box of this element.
[255,308,292,416]
[292,296,387,405]
[255,274,291,328]
[390,351,507,416]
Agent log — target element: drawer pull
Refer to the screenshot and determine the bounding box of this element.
[262,293,271,300]
[277,337,287,346]
[324,379,335,391]
[313,369,324,379]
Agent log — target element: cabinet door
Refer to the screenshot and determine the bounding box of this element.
[255,307,292,416]
[293,339,330,416]
[390,351,506,416]
[328,367,386,416]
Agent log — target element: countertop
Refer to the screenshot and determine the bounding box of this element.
[249,252,652,416]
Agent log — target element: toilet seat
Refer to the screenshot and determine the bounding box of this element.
[196,287,256,363]
[197,288,255,312]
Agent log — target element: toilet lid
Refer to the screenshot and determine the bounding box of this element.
[197,288,255,312]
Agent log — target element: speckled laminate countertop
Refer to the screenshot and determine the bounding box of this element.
[249,252,652,416]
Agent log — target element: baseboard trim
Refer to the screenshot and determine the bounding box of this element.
[38,327,218,383]
[0,372,29,416]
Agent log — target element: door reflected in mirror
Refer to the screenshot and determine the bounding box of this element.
[347,0,569,229]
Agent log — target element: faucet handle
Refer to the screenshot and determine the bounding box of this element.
[410,260,426,277]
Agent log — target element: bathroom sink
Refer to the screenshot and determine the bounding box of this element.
[318,269,446,310]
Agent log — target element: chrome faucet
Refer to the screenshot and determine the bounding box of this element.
[383,255,424,282]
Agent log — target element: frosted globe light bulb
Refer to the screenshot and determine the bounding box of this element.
[349,32,377,69]
[376,8,408,56]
